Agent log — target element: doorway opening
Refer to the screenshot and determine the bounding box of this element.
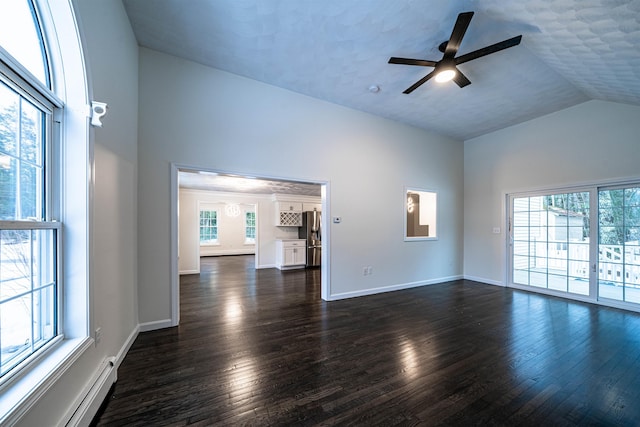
[170,164,330,326]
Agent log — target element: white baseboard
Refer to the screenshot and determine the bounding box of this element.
[463,275,505,286]
[200,250,255,257]
[139,318,173,332]
[179,269,199,275]
[256,264,276,269]
[327,275,463,301]
[114,325,139,370]
[64,357,116,427]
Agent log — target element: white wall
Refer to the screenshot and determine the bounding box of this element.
[463,100,640,285]
[16,1,139,425]
[138,47,464,324]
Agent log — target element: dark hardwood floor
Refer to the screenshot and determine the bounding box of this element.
[95,255,640,426]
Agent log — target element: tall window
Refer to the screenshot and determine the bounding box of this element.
[199,210,218,244]
[245,211,256,243]
[0,0,60,379]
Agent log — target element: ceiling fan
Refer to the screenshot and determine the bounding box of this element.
[389,11,522,93]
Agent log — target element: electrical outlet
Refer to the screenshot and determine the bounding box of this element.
[95,327,102,344]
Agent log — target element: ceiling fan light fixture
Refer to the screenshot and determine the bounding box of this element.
[435,68,456,83]
[388,11,522,93]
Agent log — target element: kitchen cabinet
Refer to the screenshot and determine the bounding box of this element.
[274,202,302,226]
[275,239,306,270]
[302,203,322,212]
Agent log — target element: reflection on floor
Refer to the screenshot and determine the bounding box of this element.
[96,255,640,425]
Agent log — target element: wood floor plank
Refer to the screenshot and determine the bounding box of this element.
[94,255,640,426]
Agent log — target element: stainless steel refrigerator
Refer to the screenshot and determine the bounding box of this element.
[299,210,321,267]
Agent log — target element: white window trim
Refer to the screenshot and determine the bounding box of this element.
[0,338,91,425]
[198,205,219,246]
[0,53,60,382]
[0,0,92,423]
[244,209,256,245]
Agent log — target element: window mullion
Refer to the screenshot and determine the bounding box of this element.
[622,195,626,302]
[15,98,23,219]
[30,229,35,354]
[589,188,599,299]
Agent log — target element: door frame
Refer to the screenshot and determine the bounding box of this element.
[169,163,330,326]
[506,187,596,303]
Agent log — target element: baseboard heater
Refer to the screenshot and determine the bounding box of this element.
[66,357,116,426]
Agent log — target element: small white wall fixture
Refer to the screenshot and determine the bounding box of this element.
[90,101,108,127]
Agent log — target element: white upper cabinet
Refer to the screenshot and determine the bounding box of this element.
[275,202,302,226]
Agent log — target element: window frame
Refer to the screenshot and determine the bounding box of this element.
[0,221,62,380]
[244,210,256,244]
[199,208,219,246]
[0,36,63,385]
[509,189,592,297]
[597,184,640,305]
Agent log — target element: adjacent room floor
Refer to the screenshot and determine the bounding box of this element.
[94,255,640,426]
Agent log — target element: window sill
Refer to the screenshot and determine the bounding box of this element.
[200,243,220,247]
[0,337,92,425]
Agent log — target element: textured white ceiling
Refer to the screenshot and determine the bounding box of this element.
[122,0,640,140]
[179,170,321,196]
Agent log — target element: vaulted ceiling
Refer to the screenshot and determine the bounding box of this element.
[122,0,640,141]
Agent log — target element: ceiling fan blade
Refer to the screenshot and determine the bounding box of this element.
[403,70,437,94]
[455,35,522,65]
[388,57,438,67]
[443,11,474,59]
[453,69,471,88]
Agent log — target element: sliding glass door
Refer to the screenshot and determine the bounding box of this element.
[598,186,640,304]
[510,183,640,309]
[511,191,591,297]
